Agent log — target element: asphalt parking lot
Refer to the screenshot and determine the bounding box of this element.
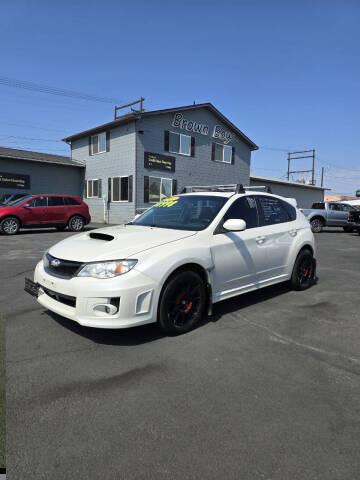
[3,225,360,479]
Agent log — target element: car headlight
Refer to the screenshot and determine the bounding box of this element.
[77,260,137,279]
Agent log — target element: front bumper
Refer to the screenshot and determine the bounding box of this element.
[32,261,159,328]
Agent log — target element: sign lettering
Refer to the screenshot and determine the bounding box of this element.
[144,152,175,172]
[171,113,233,144]
[0,172,30,189]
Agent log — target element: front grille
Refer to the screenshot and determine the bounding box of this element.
[45,253,83,279]
[41,285,76,308]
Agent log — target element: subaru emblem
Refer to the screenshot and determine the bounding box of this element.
[51,258,61,268]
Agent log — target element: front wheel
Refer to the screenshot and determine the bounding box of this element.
[158,270,206,335]
[290,249,315,291]
[68,215,85,232]
[0,217,20,235]
[310,218,323,233]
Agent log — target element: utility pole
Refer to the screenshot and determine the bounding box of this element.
[321,166,324,187]
[114,97,145,119]
[287,149,316,185]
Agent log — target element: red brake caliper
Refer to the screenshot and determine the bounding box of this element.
[184,302,193,314]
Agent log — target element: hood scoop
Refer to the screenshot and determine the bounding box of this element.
[89,232,114,241]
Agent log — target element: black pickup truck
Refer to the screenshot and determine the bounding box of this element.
[348,209,360,234]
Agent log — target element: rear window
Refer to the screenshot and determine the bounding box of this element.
[48,196,64,206]
[281,200,297,221]
[64,197,81,206]
[312,203,325,209]
[257,196,290,225]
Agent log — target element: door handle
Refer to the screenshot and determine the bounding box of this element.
[289,230,297,237]
[256,236,266,244]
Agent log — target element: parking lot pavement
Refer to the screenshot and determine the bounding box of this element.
[3,226,360,479]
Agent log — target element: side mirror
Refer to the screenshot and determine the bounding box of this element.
[223,218,246,232]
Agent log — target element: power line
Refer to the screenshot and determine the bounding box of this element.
[0,135,62,143]
[0,76,127,104]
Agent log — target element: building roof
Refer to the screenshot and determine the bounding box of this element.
[62,103,259,151]
[250,174,329,191]
[0,146,84,168]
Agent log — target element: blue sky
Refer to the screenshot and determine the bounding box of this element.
[0,0,359,195]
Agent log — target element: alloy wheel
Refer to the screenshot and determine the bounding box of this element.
[311,219,322,233]
[297,256,313,287]
[2,218,19,234]
[69,216,84,231]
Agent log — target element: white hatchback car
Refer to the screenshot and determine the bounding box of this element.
[26,185,316,335]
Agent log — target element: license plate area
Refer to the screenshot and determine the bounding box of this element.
[24,277,40,298]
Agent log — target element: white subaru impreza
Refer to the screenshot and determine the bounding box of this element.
[26,187,316,335]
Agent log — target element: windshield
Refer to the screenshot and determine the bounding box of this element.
[4,195,33,207]
[132,195,228,231]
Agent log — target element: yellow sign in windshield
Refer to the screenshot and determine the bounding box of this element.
[154,196,180,208]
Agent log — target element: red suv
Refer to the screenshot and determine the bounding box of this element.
[0,194,91,235]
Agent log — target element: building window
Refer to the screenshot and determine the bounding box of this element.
[86,179,101,198]
[111,177,129,202]
[149,177,173,203]
[169,131,191,156]
[213,143,233,164]
[91,132,106,155]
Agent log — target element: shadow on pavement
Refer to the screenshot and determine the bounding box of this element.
[47,282,293,346]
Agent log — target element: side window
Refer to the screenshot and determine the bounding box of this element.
[48,197,64,206]
[328,203,340,211]
[312,203,325,209]
[257,196,289,225]
[223,196,259,229]
[28,196,47,207]
[340,204,353,212]
[64,197,81,206]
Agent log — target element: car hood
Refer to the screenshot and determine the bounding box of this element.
[0,206,17,213]
[48,225,197,262]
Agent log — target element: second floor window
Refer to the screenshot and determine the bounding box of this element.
[164,131,194,156]
[212,143,233,164]
[91,132,106,155]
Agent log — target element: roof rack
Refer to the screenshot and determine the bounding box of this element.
[182,184,245,193]
[242,185,272,193]
[181,184,272,194]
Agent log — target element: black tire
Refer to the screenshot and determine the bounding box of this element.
[68,215,85,232]
[0,216,20,235]
[290,249,315,291]
[158,270,206,335]
[310,218,323,233]
[343,226,353,233]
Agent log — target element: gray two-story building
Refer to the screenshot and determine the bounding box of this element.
[63,103,258,223]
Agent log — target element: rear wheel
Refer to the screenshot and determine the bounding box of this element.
[158,270,206,335]
[68,215,85,232]
[290,249,315,291]
[310,218,323,233]
[0,217,20,235]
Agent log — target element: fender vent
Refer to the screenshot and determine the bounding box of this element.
[89,232,114,241]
